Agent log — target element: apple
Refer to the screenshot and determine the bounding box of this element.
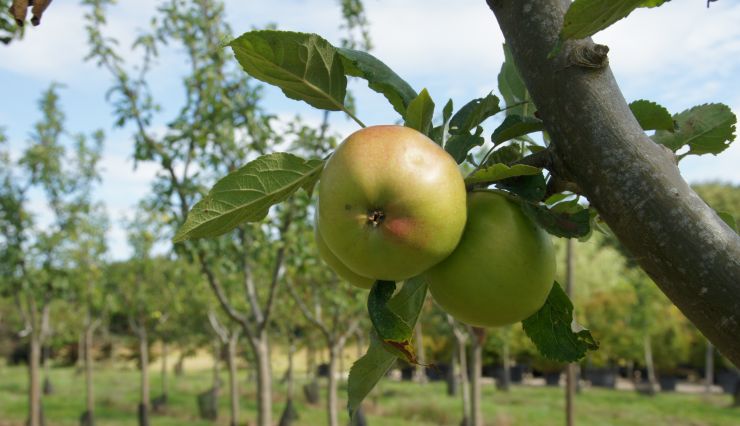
[425,191,555,327]
[317,125,467,282]
[314,221,375,289]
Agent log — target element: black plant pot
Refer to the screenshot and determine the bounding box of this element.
[715,370,739,394]
[658,375,678,392]
[585,367,617,389]
[544,372,561,386]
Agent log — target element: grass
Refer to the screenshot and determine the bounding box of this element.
[0,365,737,425]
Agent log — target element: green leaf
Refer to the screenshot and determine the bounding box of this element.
[173,153,323,242]
[491,115,544,145]
[717,211,738,234]
[229,30,347,111]
[367,281,417,363]
[404,88,435,136]
[521,201,592,238]
[498,44,529,117]
[465,164,541,186]
[337,48,418,118]
[348,276,427,415]
[445,130,484,164]
[522,282,599,362]
[449,93,501,135]
[442,99,454,124]
[430,99,454,145]
[561,0,669,40]
[497,173,546,202]
[629,100,674,132]
[652,104,736,157]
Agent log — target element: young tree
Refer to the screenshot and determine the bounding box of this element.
[0,86,105,426]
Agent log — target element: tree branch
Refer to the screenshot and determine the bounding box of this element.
[258,212,294,334]
[196,247,252,340]
[487,0,740,366]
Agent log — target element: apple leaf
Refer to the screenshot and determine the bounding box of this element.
[367,280,418,363]
[465,164,541,186]
[629,99,674,132]
[497,173,546,202]
[430,99,454,146]
[652,103,736,157]
[498,44,530,117]
[445,130,485,164]
[449,92,501,135]
[521,200,592,239]
[337,48,418,118]
[561,0,669,40]
[491,115,544,145]
[404,89,435,136]
[522,282,599,362]
[348,276,427,415]
[173,153,323,242]
[229,30,347,112]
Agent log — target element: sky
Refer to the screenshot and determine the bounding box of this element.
[1,0,739,260]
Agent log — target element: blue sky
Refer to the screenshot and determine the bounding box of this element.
[1,0,739,260]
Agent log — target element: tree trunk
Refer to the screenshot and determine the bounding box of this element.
[174,350,186,376]
[456,333,471,426]
[251,331,273,426]
[500,340,511,392]
[643,334,658,394]
[486,0,740,367]
[28,332,42,426]
[76,332,85,373]
[42,345,53,395]
[138,328,150,426]
[327,344,341,426]
[469,330,483,426]
[705,341,714,394]
[84,324,95,424]
[161,341,169,400]
[413,322,427,384]
[227,333,239,426]
[565,238,576,426]
[447,346,458,396]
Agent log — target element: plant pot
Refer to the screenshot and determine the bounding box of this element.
[658,375,678,392]
[509,365,525,383]
[585,367,617,389]
[715,370,739,394]
[544,372,561,386]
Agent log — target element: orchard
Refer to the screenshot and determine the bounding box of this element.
[0,1,738,426]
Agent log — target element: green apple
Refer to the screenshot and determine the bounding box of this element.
[317,125,467,281]
[314,221,375,289]
[425,191,555,327]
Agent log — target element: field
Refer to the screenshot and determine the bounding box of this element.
[0,365,737,426]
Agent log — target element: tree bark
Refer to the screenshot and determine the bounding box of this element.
[327,344,340,426]
[447,346,458,396]
[457,335,471,426]
[486,0,740,367]
[413,322,428,384]
[469,329,483,426]
[161,340,169,400]
[500,339,511,391]
[704,341,714,394]
[29,332,42,426]
[643,334,658,394]
[85,324,95,423]
[250,331,273,426]
[138,327,150,426]
[227,333,239,426]
[565,238,576,426]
